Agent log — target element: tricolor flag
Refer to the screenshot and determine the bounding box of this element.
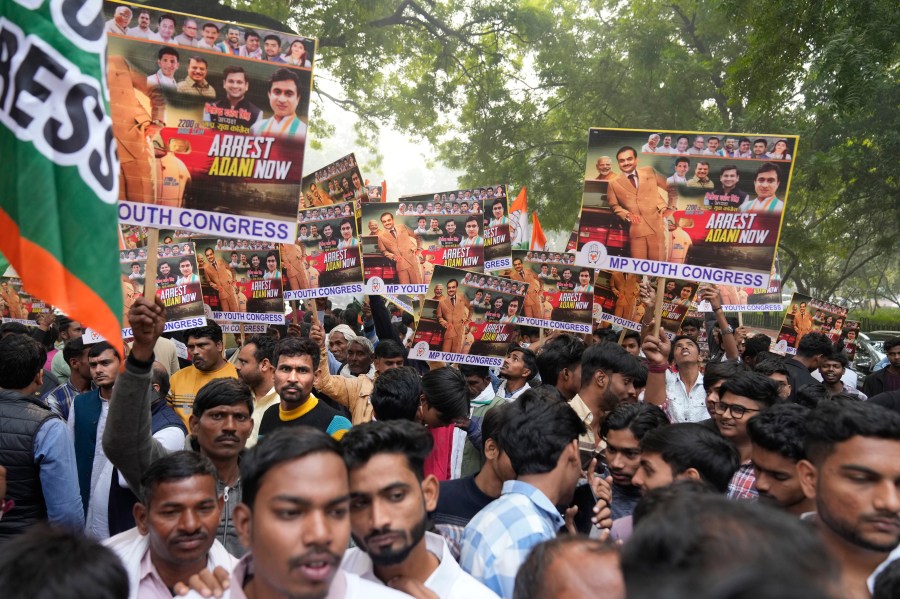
[0,3,122,344]
[531,212,548,251]
[509,186,528,249]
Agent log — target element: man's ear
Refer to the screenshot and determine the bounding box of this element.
[484,438,499,461]
[233,503,252,549]
[134,502,149,535]
[677,467,702,483]
[260,357,272,373]
[421,474,439,512]
[796,459,818,501]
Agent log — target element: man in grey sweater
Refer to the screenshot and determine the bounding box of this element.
[103,296,252,556]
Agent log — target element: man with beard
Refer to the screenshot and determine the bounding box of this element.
[495,347,535,401]
[595,156,617,181]
[460,389,589,598]
[257,337,351,441]
[600,403,668,521]
[711,373,779,500]
[104,452,235,598]
[235,335,279,448]
[747,403,815,516]
[569,343,641,459]
[168,322,238,426]
[797,399,900,599]
[341,420,499,598]
[200,248,239,313]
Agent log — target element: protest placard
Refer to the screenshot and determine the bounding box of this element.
[494,251,592,334]
[592,271,698,338]
[0,271,48,325]
[104,0,315,244]
[575,128,797,289]
[775,293,858,357]
[301,154,369,218]
[194,238,285,325]
[282,200,365,300]
[361,199,488,296]
[692,255,783,313]
[409,266,529,367]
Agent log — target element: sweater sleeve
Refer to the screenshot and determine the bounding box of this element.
[102,354,170,496]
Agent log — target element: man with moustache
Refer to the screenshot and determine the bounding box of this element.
[797,400,900,599]
[509,258,542,319]
[706,165,748,209]
[377,212,425,285]
[686,161,714,189]
[606,146,678,261]
[437,279,471,354]
[200,248,239,313]
[341,420,499,598]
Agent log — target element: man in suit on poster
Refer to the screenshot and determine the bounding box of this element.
[281,243,310,291]
[611,271,640,321]
[509,258,542,319]
[201,248,239,312]
[437,279,471,354]
[607,146,679,261]
[377,213,425,285]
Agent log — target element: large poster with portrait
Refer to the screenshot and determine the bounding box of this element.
[592,271,698,338]
[693,254,783,313]
[194,238,285,325]
[409,266,530,367]
[359,200,487,296]
[775,293,858,357]
[301,154,370,219]
[281,200,365,300]
[104,0,315,243]
[494,251,592,334]
[575,128,797,290]
[120,238,207,335]
[0,269,50,326]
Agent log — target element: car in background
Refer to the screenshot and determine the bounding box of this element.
[854,332,891,390]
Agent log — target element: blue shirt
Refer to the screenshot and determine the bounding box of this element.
[459,480,564,598]
[34,418,84,529]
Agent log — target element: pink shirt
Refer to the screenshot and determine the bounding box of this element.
[137,547,176,598]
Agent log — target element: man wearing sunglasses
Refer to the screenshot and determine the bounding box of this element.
[711,372,779,499]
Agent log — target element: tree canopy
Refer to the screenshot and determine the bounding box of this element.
[155,0,899,307]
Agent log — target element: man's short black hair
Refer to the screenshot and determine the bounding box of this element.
[421,367,469,423]
[151,363,170,402]
[88,340,121,361]
[62,338,88,367]
[244,29,260,41]
[0,321,29,337]
[755,161,782,181]
[622,494,838,599]
[639,423,740,493]
[188,56,208,68]
[616,146,637,159]
[185,321,223,345]
[273,337,320,372]
[536,334,584,387]
[753,358,788,378]
[506,346,537,381]
[675,157,690,166]
[157,46,179,61]
[193,377,253,419]
[702,360,748,393]
[718,372,779,409]
[821,352,849,368]
[267,67,301,94]
[370,366,421,421]
[458,364,490,379]
[581,342,641,386]
[623,330,641,344]
[222,65,247,80]
[795,382,829,409]
[601,402,669,440]
[874,558,900,599]
[667,335,699,362]
[742,334,772,360]
[499,387,586,475]
[804,398,900,465]
[680,317,702,331]
[796,332,832,359]
[632,479,718,527]
[0,525,129,599]
[747,403,809,461]
[241,427,342,510]
[885,337,900,353]
[263,33,281,44]
[245,334,276,364]
[158,13,176,26]
[342,419,433,482]
[140,450,218,506]
[0,334,45,389]
[373,339,405,360]
[482,402,509,453]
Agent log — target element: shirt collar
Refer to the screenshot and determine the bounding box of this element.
[500,480,564,528]
[568,393,593,426]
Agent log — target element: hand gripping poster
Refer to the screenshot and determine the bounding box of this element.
[282,200,365,300]
[775,293,859,358]
[409,266,530,367]
[575,128,797,289]
[194,238,285,325]
[495,251,593,334]
[104,0,315,243]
